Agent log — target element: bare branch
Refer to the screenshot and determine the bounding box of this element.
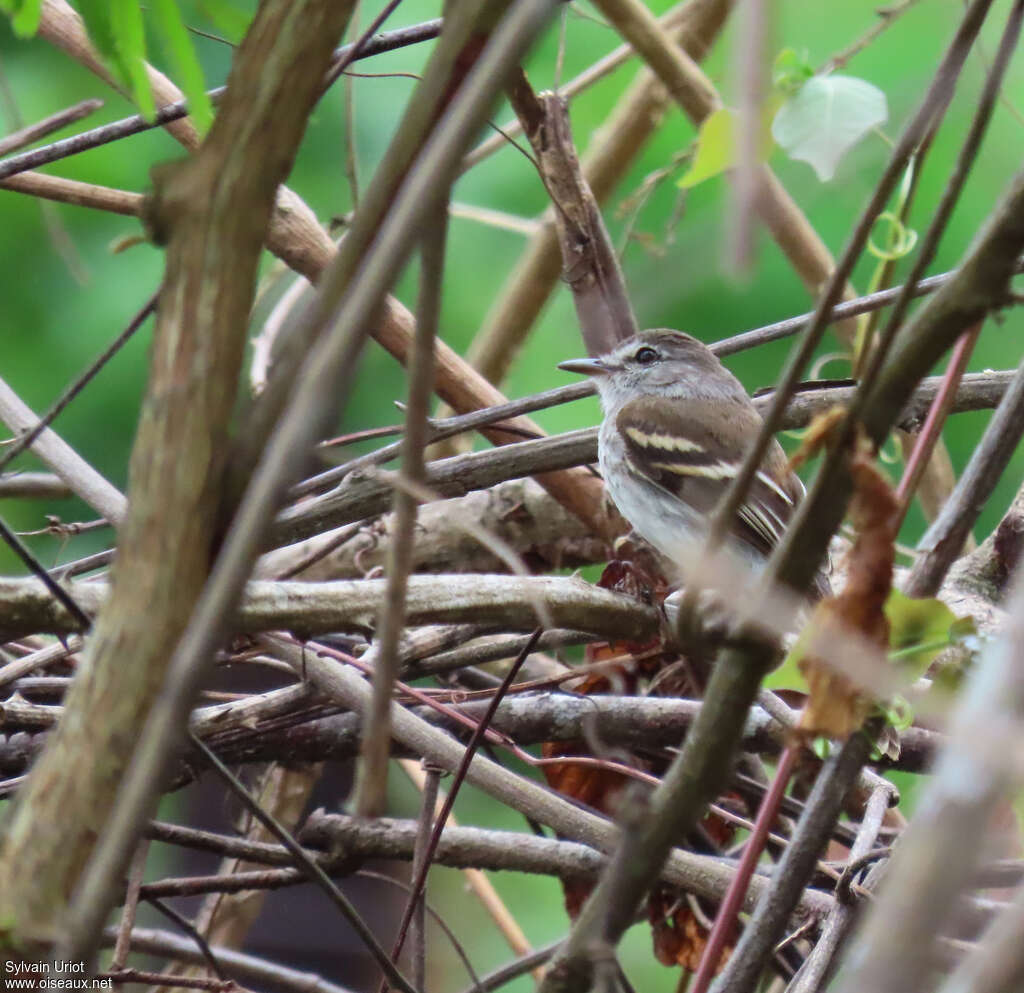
[506,77,638,354]
[0,0,361,962]
[0,97,102,156]
[0,573,659,642]
[0,373,126,524]
[0,171,142,215]
[58,2,558,971]
[0,472,71,500]
[787,782,894,992]
[273,373,1017,549]
[465,0,734,387]
[356,201,449,817]
[906,355,1024,597]
[100,926,358,993]
[269,634,831,922]
[835,560,1024,992]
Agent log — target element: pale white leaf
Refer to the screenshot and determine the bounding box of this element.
[772,75,888,181]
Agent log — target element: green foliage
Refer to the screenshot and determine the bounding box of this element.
[885,589,976,675]
[853,161,919,371]
[768,589,976,699]
[680,46,887,189]
[67,0,213,131]
[677,106,775,189]
[677,108,736,190]
[771,47,815,94]
[93,0,155,119]
[867,211,918,262]
[150,0,213,131]
[196,0,251,42]
[0,0,42,38]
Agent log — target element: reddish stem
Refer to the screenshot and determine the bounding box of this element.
[690,744,799,993]
[895,323,981,523]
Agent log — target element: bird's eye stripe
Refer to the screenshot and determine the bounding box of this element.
[624,427,703,453]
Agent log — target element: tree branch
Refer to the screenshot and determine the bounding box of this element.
[0,0,359,961]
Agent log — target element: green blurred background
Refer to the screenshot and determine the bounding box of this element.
[1,1,1023,989]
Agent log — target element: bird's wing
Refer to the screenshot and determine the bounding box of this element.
[615,395,802,559]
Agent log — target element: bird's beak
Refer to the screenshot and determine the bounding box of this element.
[557,356,610,377]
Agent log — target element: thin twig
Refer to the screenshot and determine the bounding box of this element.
[0,97,103,156]
[98,969,239,991]
[0,516,90,629]
[187,732,419,993]
[146,898,227,981]
[0,372,126,524]
[399,759,540,980]
[289,381,594,500]
[385,630,544,986]
[787,782,893,993]
[453,941,563,993]
[102,926,353,993]
[905,353,1024,597]
[893,323,980,528]
[320,0,408,92]
[409,766,441,991]
[58,2,558,969]
[691,746,799,993]
[355,869,484,992]
[711,259,1024,358]
[820,0,926,73]
[0,290,158,478]
[357,200,449,817]
[110,840,150,970]
[709,731,876,992]
[461,2,696,172]
[0,20,444,183]
[342,5,362,206]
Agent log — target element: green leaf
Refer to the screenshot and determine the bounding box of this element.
[111,0,154,120]
[74,0,155,120]
[772,74,888,181]
[772,48,814,95]
[197,0,251,42]
[885,589,975,676]
[764,621,811,692]
[151,0,214,133]
[677,108,735,189]
[677,106,775,190]
[0,0,43,37]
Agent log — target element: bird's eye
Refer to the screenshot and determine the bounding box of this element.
[633,346,659,365]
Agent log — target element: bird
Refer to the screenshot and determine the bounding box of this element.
[558,328,827,598]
